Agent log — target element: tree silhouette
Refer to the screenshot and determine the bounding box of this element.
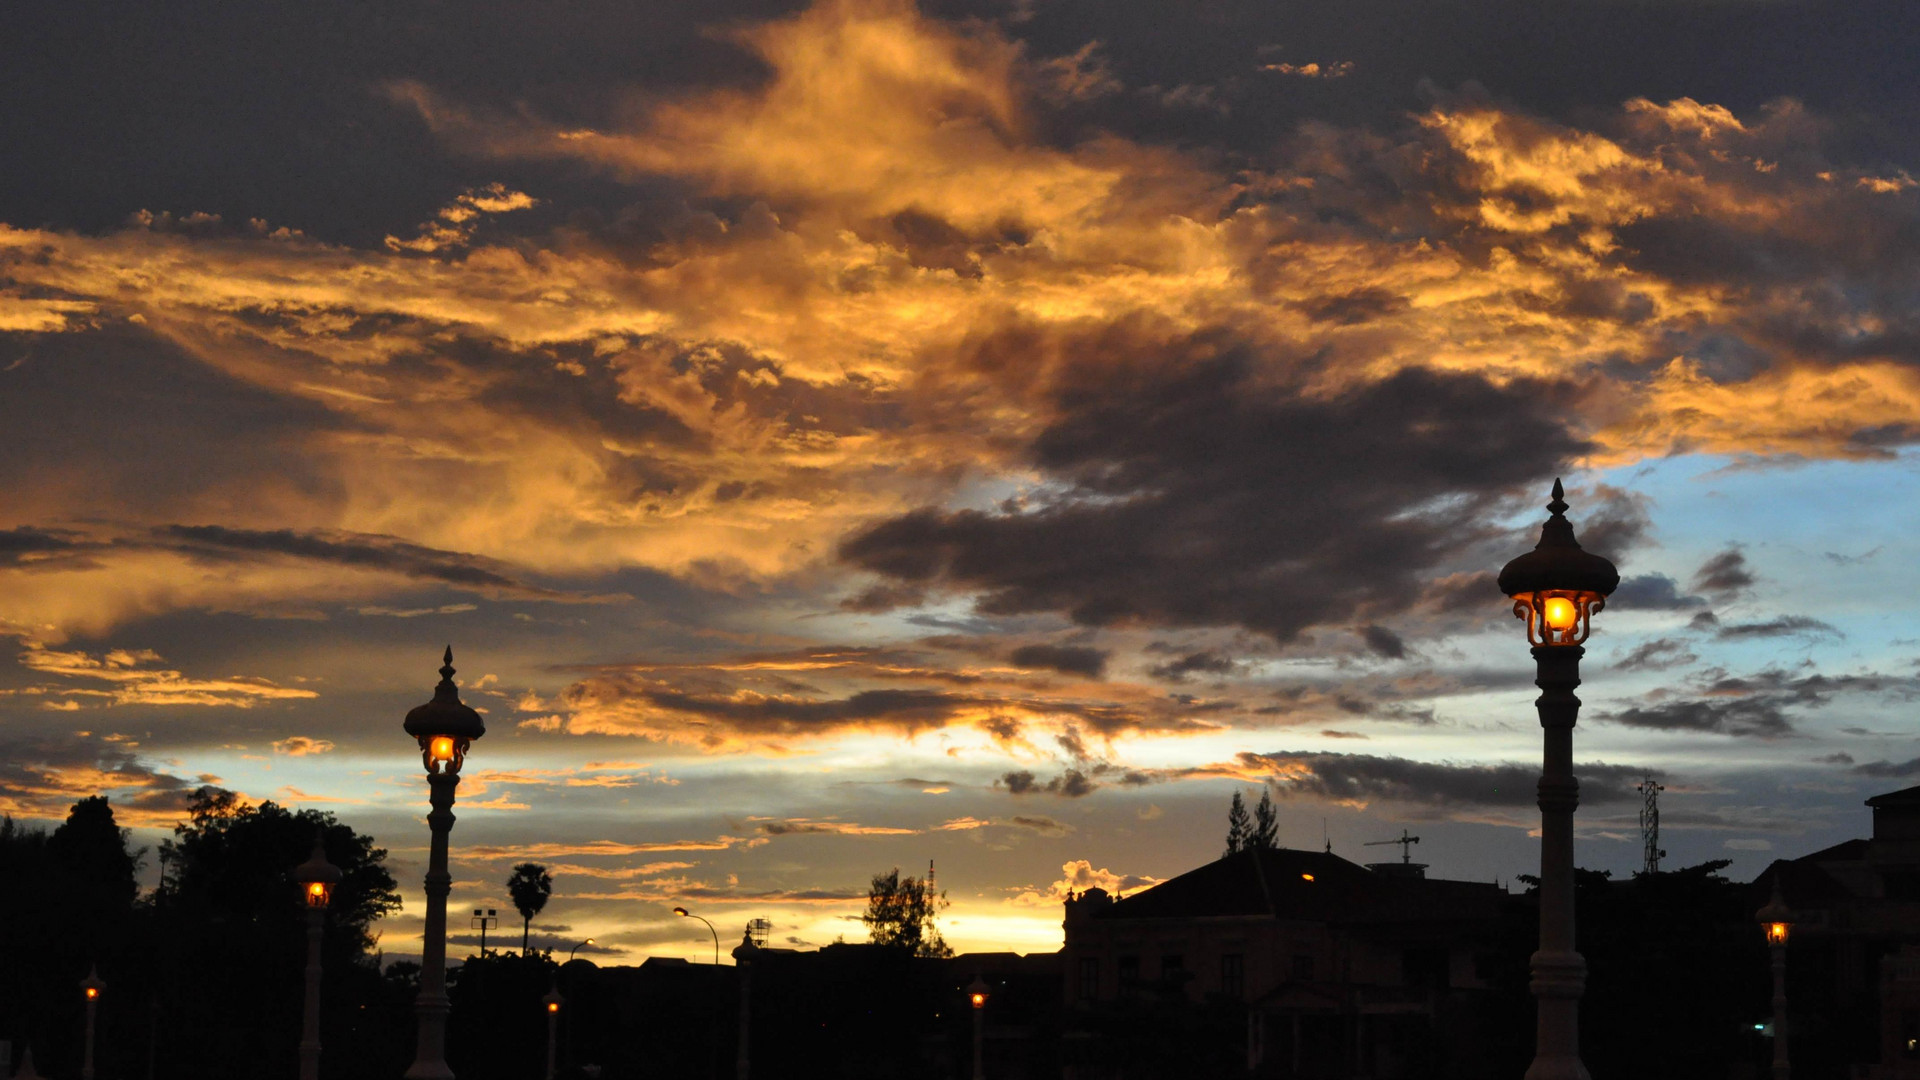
[862,868,951,957]
[1250,789,1279,849]
[1224,791,1250,856]
[506,863,552,955]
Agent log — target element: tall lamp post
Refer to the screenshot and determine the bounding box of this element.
[1757,882,1793,1080]
[674,907,721,1080]
[403,647,486,1080]
[967,975,990,1080]
[1499,480,1618,1080]
[542,984,564,1080]
[292,840,342,1080]
[78,965,103,1080]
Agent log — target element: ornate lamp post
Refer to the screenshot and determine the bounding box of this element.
[77,965,104,1080]
[1499,480,1618,1080]
[292,840,343,1080]
[1757,882,1793,1080]
[542,984,564,1080]
[731,929,761,1080]
[403,647,486,1080]
[967,975,990,1080]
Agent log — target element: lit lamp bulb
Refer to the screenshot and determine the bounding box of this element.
[971,992,986,1009]
[430,736,456,762]
[1768,921,1789,945]
[1542,595,1578,632]
[85,987,98,1001]
[547,1001,560,1014]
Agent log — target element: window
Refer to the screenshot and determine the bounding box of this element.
[1078,957,1100,1001]
[1118,955,1140,998]
[1161,954,1184,978]
[1292,954,1314,982]
[1220,954,1244,999]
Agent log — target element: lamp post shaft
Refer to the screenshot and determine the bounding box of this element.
[82,998,97,1080]
[1770,943,1789,1080]
[972,1007,985,1080]
[1526,645,1590,1080]
[736,959,751,1080]
[407,771,460,1079]
[300,905,325,1080]
[546,1009,559,1080]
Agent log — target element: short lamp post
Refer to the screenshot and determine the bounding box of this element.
[569,938,595,962]
[967,975,990,1080]
[402,647,486,1080]
[542,984,564,1080]
[1758,882,1793,1080]
[79,965,103,1080]
[292,840,343,1080]
[1499,480,1619,1080]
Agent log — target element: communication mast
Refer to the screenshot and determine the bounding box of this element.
[1639,777,1665,874]
[746,918,771,947]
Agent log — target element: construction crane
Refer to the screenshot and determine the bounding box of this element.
[1365,828,1421,864]
[1639,777,1665,875]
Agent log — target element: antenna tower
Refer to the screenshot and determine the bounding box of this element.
[1638,777,1665,874]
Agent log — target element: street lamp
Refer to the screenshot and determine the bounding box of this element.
[542,983,565,1080]
[1757,881,1793,1080]
[674,908,720,966]
[402,646,486,1080]
[569,938,596,962]
[1499,479,1618,1080]
[674,907,722,1080]
[292,839,343,1080]
[967,975,990,1080]
[471,908,498,956]
[78,965,103,1080]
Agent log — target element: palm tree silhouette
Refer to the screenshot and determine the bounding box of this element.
[506,863,552,955]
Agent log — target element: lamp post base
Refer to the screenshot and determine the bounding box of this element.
[1524,1055,1592,1080]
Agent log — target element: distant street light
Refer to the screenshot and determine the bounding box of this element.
[1499,480,1619,1080]
[470,908,498,956]
[292,839,343,1080]
[1758,881,1794,1080]
[402,647,486,1080]
[967,975,990,1080]
[542,983,565,1080]
[674,907,722,1080]
[79,964,104,1080]
[570,938,596,962]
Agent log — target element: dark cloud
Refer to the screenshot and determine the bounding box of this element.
[1357,625,1406,660]
[1608,699,1795,739]
[1812,752,1855,766]
[1237,750,1646,809]
[1609,574,1706,611]
[1006,814,1073,836]
[843,350,1585,643]
[1008,643,1108,678]
[998,768,1097,798]
[1611,637,1698,673]
[0,527,93,569]
[158,524,557,597]
[1148,650,1237,681]
[1855,757,1920,779]
[1602,670,1903,739]
[1691,548,1755,596]
[1712,615,1842,641]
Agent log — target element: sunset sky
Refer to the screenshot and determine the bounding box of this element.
[5,0,1920,964]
